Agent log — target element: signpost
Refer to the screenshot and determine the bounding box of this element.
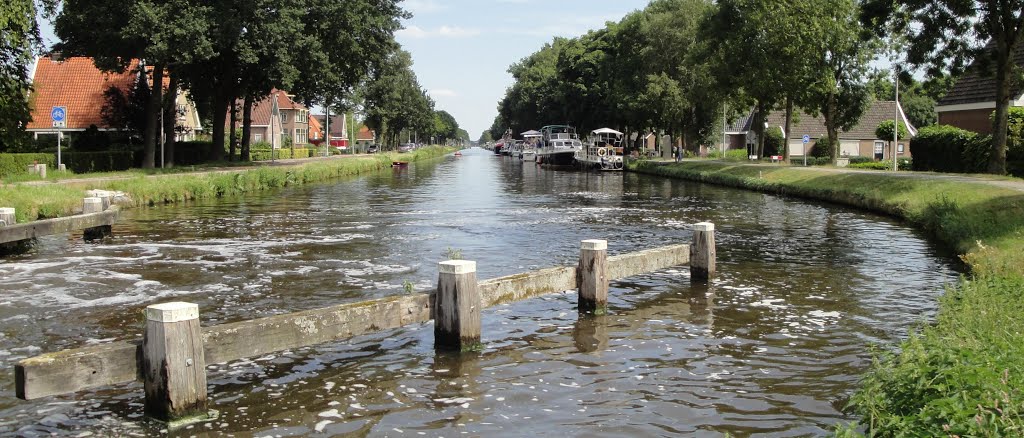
[51,107,67,170]
[802,134,810,167]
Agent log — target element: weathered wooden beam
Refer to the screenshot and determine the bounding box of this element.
[142,302,208,422]
[15,243,695,399]
[690,223,716,281]
[0,206,120,245]
[607,244,689,280]
[578,240,608,314]
[434,260,481,352]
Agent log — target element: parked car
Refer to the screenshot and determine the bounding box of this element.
[398,143,414,153]
[367,144,379,153]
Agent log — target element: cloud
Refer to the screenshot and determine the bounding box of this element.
[428,89,458,98]
[397,25,481,39]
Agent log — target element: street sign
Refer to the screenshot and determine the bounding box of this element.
[802,134,810,144]
[51,106,66,123]
[52,121,66,128]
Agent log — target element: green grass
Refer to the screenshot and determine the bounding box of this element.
[0,147,453,222]
[628,160,1024,436]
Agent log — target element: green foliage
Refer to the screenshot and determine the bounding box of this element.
[763,126,784,157]
[402,280,414,294]
[0,153,55,177]
[0,0,41,154]
[174,141,211,165]
[910,125,991,173]
[848,158,911,171]
[875,120,910,141]
[362,50,435,148]
[811,137,835,158]
[63,151,135,173]
[724,149,748,161]
[444,247,463,260]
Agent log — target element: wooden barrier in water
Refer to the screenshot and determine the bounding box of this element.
[0,196,118,246]
[14,224,715,424]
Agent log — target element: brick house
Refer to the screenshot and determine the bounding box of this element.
[354,125,376,148]
[735,100,917,160]
[228,90,311,149]
[26,56,202,140]
[935,45,1024,134]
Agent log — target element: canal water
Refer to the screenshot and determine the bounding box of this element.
[0,148,962,436]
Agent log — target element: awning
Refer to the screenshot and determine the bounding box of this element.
[520,130,542,137]
[591,128,623,135]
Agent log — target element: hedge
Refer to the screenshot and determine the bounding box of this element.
[911,125,993,173]
[0,153,56,177]
[63,151,136,173]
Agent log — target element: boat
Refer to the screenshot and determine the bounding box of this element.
[521,130,542,162]
[454,151,462,157]
[576,128,625,171]
[536,125,583,166]
[392,161,409,167]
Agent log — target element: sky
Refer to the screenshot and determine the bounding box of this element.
[395,0,650,138]
[37,1,652,138]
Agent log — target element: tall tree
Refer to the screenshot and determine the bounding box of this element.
[0,0,45,152]
[862,0,1024,174]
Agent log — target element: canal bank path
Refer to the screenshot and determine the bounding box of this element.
[651,158,1024,192]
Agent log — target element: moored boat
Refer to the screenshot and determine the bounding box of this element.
[536,125,583,166]
[576,128,625,171]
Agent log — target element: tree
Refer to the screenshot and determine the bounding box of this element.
[479,130,493,143]
[100,72,150,140]
[0,0,45,152]
[362,50,434,148]
[861,0,1024,174]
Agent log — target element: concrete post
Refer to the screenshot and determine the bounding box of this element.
[690,222,716,281]
[27,165,37,175]
[578,239,609,314]
[82,197,103,214]
[142,302,209,423]
[35,164,46,179]
[0,208,14,227]
[435,260,481,352]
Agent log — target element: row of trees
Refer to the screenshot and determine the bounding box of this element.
[490,0,1022,174]
[1,0,468,163]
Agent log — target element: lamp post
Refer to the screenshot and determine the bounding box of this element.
[894,67,899,172]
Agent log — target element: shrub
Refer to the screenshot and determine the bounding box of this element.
[875,120,910,142]
[849,161,892,170]
[63,151,135,173]
[0,153,56,177]
[811,137,835,158]
[763,127,783,156]
[910,125,978,172]
[849,156,873,164]
[174,141,212,165]
[724,149,748,161]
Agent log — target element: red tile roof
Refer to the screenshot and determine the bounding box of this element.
[308,113,323,140]
[28,56,140,130]
[227,89,306,128]
[356,125,375,141]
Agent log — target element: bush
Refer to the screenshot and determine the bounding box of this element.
[811,137,834,158]
[913,124,974,172]
[63,151,135,173]
[174,141,212,165]
[849,156,873,164]
[849,161,892,170]
[763,127,783,157]
[724,149,748,161]
[0,153,56,177]
[875,120,910,142]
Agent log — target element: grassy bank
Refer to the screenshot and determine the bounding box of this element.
[0,147,453,223]
[628,160,1024,436]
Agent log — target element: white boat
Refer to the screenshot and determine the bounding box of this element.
[536,125,583,166]
[576,128,625,171]
[521,130,542,162]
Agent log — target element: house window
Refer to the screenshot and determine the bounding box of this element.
[281,111,288,123]
[874,142,884,154]
[254,133,262,142]
[898,143,905,154]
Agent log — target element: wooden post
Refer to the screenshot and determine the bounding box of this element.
[691,222,716,281]
[578,239,608,314]
[142,302,209,423]
[0,208,14,227]
[82,197,103,214]
[435,260,481,352]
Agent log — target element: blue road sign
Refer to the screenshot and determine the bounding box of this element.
[802,134,810,144]
[51,106,66,122]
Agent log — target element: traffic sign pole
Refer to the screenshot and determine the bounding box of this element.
[51,107,67,171]
[802,135,810,167]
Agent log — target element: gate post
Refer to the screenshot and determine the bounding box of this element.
[691,222,716,281]
[435,260,482,352]
[143,302,209,424]
[0,208,14,227]
[578,239,608,314]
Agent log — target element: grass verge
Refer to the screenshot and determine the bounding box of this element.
[628,160,1024,436]
[0,147,453,223]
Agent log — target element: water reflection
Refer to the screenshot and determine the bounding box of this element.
[0,148,962,436]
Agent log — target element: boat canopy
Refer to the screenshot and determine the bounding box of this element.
[591,128,623,135]
[520,130,542,137]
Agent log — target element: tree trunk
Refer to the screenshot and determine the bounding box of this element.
[229,99,237,161]
[163,71,177,168]
[990,43,1012,174]
[783,96,793,163]
[210,89,229,162]
[754,101,766,159]
[824,92,839,164]
[241,94,253,161]
[142,62,163,169]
